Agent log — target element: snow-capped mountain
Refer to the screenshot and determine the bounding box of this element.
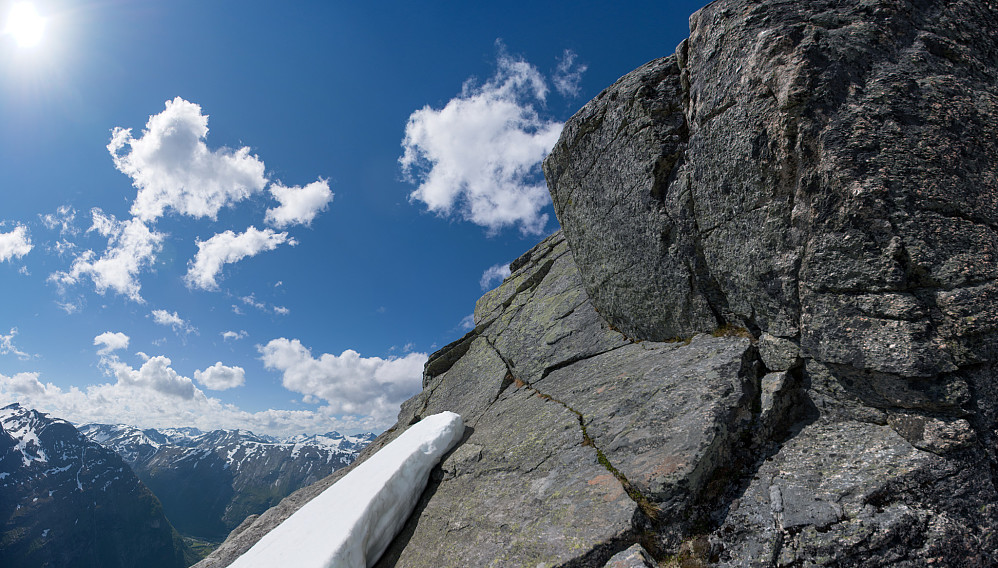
[80,423,375,541]
[0,403,193,568]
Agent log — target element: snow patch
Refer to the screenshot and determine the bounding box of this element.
[230,411,464,568]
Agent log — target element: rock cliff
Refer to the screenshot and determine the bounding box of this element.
[200,0,998,566]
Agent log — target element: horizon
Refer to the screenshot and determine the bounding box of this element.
[0,0,704,436]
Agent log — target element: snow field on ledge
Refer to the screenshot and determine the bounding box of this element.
[228,411,465,568]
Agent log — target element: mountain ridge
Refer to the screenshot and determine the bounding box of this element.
[80,422,375,541]
[0,402,194,568]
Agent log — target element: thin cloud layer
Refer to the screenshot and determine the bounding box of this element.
[39,205,78,236]
[400,51,563,235]
[553,49,587,98]
[265,180,333,228]
[109,97,268,222]
[185,226,292,290]
[222,330,248,341]
[480,262,512,290]
[194,361,245,390]
[0,225,33,262]
[150,309,195,334]
[0,328,30,360]
[93,331,130,355]
[259,338,426,424]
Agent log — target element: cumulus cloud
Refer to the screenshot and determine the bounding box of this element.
[93,331,129,355]
[194,362,245,390]
[552,49,587,98]
[185,226,291,290]
[0,328,30,360]
[103,355,197,399]
[400,49,563,235]
[265,179,333,228]
[0,225,33,262]
[259,338,426,423]
[0,368,389,436]
[49,209,164,302]
[108,97,268,222]
[150,309,195,334]
[221,330,248,341]
[480,262,512,290]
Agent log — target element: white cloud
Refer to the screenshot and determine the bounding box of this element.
[0,369,389,436]
[55,301,80,314]
[49,209,164,302]
[265,179,333,228]
[93,331,129,355]
[50,239,76,257]
[552,49,587,98]
[0,225,33,262]
[221,330,248,341]
[194,362,245,390]
[150,309,195,334]
[480,262,512,290]
[2,372,53,396]
[185,226,291,290]
[104,355,197,399]
[400,50,562,235]
[259,338,426,424]
[459,314,476,331]
[0,328,30,360]
[274,306,289,316]
[39,205,78,236]
[108,97,268,222]
[240,294,266,310]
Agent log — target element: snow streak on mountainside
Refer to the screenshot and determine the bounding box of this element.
[80,422,376,540]
[0,403,193,568]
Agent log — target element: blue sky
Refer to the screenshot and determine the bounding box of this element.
[0,0,703,435]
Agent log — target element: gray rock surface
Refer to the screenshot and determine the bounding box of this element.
[603,544,657,568]
[546,0,998,381]
[202,1,998,566]
[376,233,763,566]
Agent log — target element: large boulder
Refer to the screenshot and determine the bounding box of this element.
[544,0,998,381]
[542,0,998,564]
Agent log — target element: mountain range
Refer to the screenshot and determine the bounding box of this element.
[78,423,376,541]
[0,401,375,566]
[0,403,193,568]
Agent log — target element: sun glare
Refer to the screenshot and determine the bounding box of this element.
[5,2,45,48]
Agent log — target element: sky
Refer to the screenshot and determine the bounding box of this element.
[0,0,705,436]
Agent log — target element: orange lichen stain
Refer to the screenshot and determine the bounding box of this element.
[649,456,685,478]
[588,473,626,502]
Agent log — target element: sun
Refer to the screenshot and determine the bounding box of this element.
[5,2,46,48]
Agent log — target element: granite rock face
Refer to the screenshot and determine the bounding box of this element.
[375,234,762,566]
[538,0,998,564]
[545,0,998,377]
[203,0,998,566]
